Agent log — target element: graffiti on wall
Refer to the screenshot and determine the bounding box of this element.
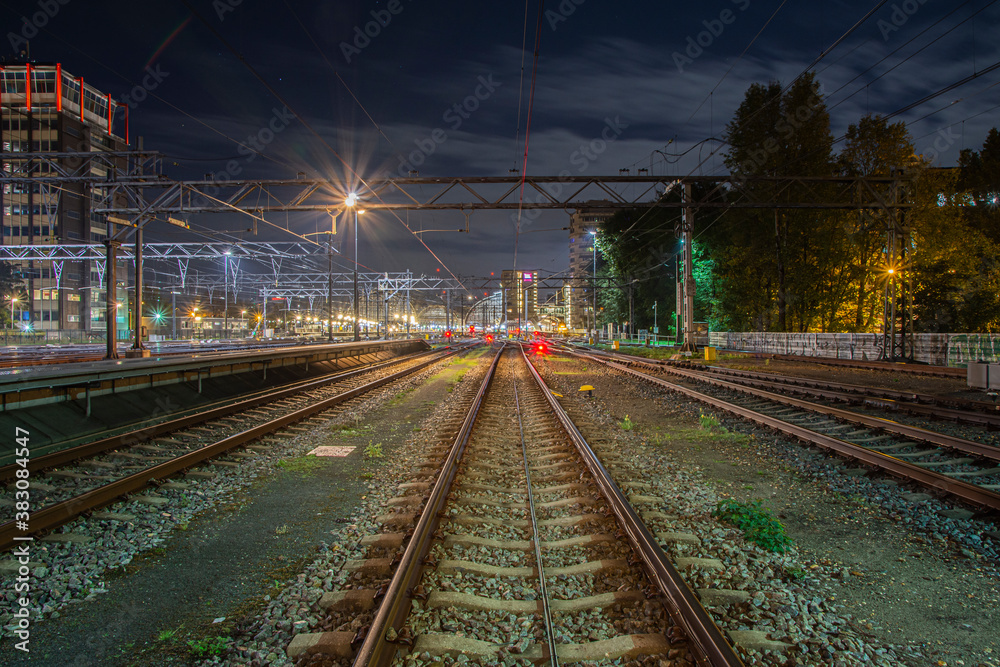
[947,334,1000,367]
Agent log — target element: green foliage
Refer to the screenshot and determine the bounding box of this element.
[713,499,792,553]
[699,413,721,431]
[277,455,325,473]
[620,415,634,431]
[156,625,183,642]
[364,441,384,459]
[187,636,232,657]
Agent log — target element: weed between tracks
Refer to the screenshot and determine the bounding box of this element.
[276,455,326,474]
[713,498,793,553]
[187,635,233,657]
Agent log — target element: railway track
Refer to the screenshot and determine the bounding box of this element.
[568,350,1000,514]
[671,363,1000,422]
[585,343,965,379]
[0,337,365,369]
[289,345,750,666]
[0,345,469,553]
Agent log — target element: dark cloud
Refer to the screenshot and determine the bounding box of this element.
[3,0,999,283]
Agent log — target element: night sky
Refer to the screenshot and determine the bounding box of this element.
[3,0,999,287]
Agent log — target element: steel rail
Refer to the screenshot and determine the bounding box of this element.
[0,347,450,483]
[584,355,1000,512]
[0,347,463,554]
[654,363,1000,465]
[686,364,997,412]
[689,368,1000,430]
[582,344,965,379]
[352,345,504,667]
[736,352,966,378]
[511,358,560,666]
[521,346,745,667]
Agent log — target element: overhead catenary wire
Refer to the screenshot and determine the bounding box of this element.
[512,0,546,282]
[178,0,468,292]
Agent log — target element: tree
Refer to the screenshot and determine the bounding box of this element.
[836,114,917,331]
[713,72,836,331]
[597,183,723,337]
[0,264,25,329]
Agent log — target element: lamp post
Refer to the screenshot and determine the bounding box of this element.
[653,301,658,346]
[590,230,598,340]
[9,297,17,327]
[223,250,231,339]
[346,193,364,342]
[241,310,247,335]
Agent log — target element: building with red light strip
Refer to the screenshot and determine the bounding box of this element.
[1,61,128,333]
[500,269,538,331]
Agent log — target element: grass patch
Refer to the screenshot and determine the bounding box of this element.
[156,624,183,642]
[713,499,792,553]
[387,387,416,406]
[187,636,232,658]
[330,423,372,437]
[277,455,325,474]
[699,413,721,431]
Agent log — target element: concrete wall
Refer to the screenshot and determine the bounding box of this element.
[708,332,1000,367]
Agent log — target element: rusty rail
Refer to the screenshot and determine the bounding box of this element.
[656,363,1000,465]
[522,347,744,667]
[352,346,504,666]
[0,347,449,483]
[0,347,462,554]
[583,355,1000,513]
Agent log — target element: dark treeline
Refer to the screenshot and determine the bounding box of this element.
[599,73,1000,335]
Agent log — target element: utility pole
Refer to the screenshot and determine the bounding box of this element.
[680,183,697,352]
[327,234,334,342]
[653,301,657,346]
[126,225,149,357]
[104,240,120,360]
[223,251,230,340]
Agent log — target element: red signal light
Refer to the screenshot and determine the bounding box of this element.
[485,334,494,343]
[534,342,548,355]
[445,330,452,338]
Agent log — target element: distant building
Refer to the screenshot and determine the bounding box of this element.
[500,269,538,329]
[568,202,613,330]
[1,60,129,332]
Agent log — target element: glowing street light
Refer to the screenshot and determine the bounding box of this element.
[345,193,366,341]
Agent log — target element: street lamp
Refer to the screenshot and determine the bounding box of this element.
[652,301,658,346]
[9,296,17,328]
[241,310,247,335]
[223,250,231,339]
[345,193,366,342]
[590,231,598,340]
